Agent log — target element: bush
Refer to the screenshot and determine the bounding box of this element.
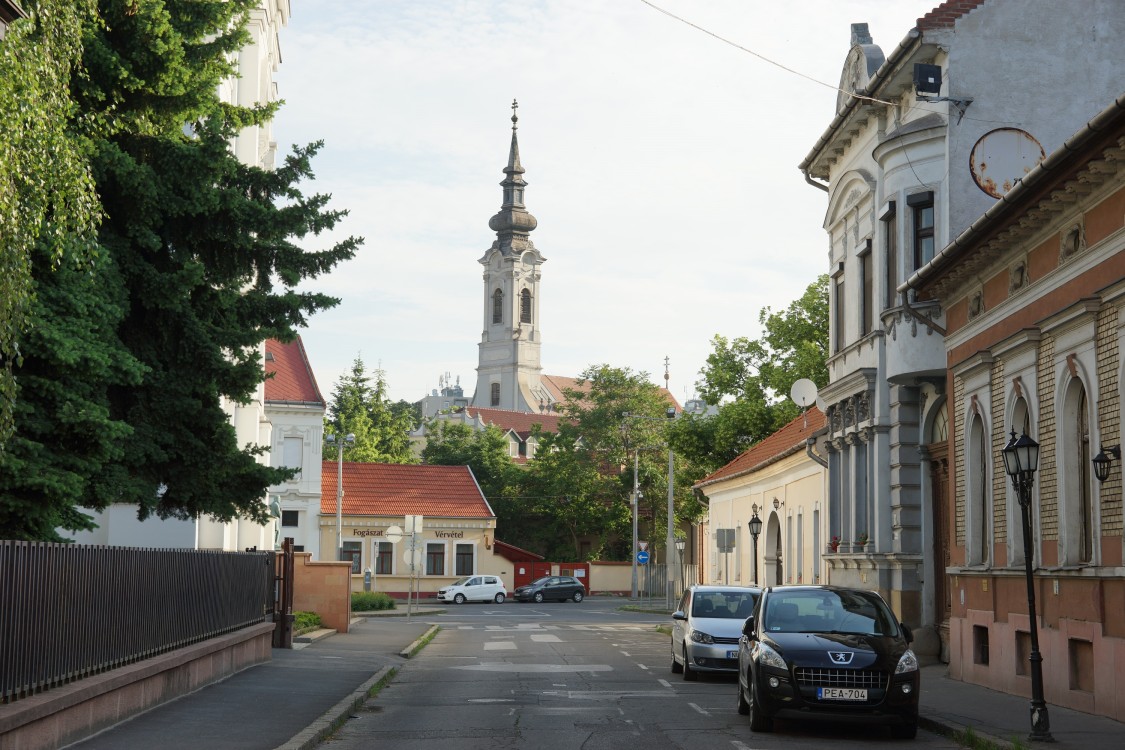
[293,611,322,633]
[352,591,396,612]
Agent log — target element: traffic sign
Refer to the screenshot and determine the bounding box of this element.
[385,525,403,543]
[636,550,650,565]
[638,541,649,552]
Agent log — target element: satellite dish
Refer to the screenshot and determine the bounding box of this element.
[790,379,818,409]
[815,395,827,413]
[970,128,1045,199]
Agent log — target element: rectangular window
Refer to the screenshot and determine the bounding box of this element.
[490,382,500,407]
[908,191,935,270]
[283,436,302,478]
[341,541,361,574]
[859,239,873,336]
[882,201,897,308]
[375,541,392,574]
[281,510,299,527]
[833,263,846,353]
[426,542,445,576]
[455,543,473,575]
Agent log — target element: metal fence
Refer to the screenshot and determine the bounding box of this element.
[0,541,274,704]
[636,562,699,605]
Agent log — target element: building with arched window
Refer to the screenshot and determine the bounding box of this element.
[905,94,1125,720]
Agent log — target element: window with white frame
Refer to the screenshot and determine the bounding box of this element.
[455,543,473,575]
[426,542,446,575]
[283,436,302,478]
[374,541,392,575]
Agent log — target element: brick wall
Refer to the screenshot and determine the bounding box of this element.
[292,553,352,633]
[1037,334,1058,540]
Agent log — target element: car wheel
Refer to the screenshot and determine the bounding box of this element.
[572,591,584,603]
[494,593,505,604]
[890,719,918,739]
[533,592,544,603]
[736,673,750,715]
[454,593,466,605]
[682,647,699,682]
[747,677,773,732]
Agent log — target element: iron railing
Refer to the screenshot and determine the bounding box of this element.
[0,541,274,704]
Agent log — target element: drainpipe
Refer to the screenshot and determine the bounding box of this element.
[804,170,829,193]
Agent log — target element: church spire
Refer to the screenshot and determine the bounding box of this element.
[489,99,537,240]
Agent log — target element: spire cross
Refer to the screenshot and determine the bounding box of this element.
[511,99,519,131]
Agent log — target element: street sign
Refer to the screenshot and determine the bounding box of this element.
[385,525,403,544]
[636,550,650,565]
[638,541,649,552]
[403,546,424,569]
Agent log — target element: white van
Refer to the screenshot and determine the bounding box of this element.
[437,575,507,604]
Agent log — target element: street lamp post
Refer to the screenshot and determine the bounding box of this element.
[326,432,356,562]
[1002,430,1053,743]
[631,450,640,599]
[748,507,763,586]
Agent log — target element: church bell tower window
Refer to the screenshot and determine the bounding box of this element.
[520,289,532,323]
[492,289,503,324]
[490,382,501,406]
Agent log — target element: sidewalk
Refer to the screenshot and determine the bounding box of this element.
[918,662,1125,749]
[69,609,1125,750]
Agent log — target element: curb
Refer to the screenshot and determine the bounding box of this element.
[918,714,1019,750]
[293,628,337,644]
[272,665,395,750]
[398,624,441,659]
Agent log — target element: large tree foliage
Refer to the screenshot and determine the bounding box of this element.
[324,356,417,464]
[519,365,699,561]
[671,275,829,476]
[0,0,103,447]
[0,0,360,540]
[420,421,516,502]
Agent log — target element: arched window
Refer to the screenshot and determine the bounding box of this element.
[490,382,501,407]
[520,289,532,323]
[931,402,948,443]
[1076,385,1093,562]
[968,413,989,565]
[492,289,503,324]
[1010,398,1032,564]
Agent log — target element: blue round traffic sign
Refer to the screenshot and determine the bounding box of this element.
[636,550,650,564]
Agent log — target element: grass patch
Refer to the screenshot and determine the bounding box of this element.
[352,591,396,611]
[293,611,322,635]
[949,724,1027,750]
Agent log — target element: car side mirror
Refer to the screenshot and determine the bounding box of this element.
[742,615,755,637]
[901,622,913,644]
[672,610,687,621]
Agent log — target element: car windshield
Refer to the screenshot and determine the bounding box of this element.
[690,590,758,619]
[530,576,552,586]
[450,576,474,586]
[763,590,899,636]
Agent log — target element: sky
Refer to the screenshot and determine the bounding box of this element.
[273,0,928,405]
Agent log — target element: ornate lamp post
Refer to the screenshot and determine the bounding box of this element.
[1001,430,1053,743]
[325,432,355,562]
[748,507,763,586]
[675,537,686,597]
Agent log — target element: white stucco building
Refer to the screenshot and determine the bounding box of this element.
[800,0,1125,661]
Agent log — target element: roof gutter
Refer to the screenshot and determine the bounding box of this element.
[805,438,828,468]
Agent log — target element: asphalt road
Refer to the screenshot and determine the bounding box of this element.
[319,598,960,749]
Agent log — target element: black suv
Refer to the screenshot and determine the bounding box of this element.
[737,585,920,739]
[513,575,585,603]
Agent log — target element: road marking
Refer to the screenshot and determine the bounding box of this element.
[657,679,672,688]
[531,634,561,642]
[731,742,754,750]
[620,651,630,656]
[455,663,613,673]
[637,664,649,670]
[483,641,517,650]
[541,690,680,700]
[688,702,710,715]
[468,698,515,703]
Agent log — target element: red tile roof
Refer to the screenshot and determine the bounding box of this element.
[542,373,682,412]
[321,462,494,518]
[465,407,564,437]
[265,337,324,405]
[696,408,827,488]
[916,0,987,30]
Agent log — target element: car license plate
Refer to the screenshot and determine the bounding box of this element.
[727,650,738,659]
[818,688,868,701]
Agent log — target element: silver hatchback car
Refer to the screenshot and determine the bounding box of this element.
[671,585,761,680]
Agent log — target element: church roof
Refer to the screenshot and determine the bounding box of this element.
[695,408,826,489]
[265,337,324,405]
[464,407,563,438]
[321,462,495,518]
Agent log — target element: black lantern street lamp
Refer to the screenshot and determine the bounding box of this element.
[748,508,763,586]
[1001,430,1053,743]
[675,538,686,596]
[1092,444,1120,483]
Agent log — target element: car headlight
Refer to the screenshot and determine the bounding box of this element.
[690,630,715,644]
[895,649,919,674]
[757,642,787,670]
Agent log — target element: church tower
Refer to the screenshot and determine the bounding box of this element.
[471,101,551,412]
